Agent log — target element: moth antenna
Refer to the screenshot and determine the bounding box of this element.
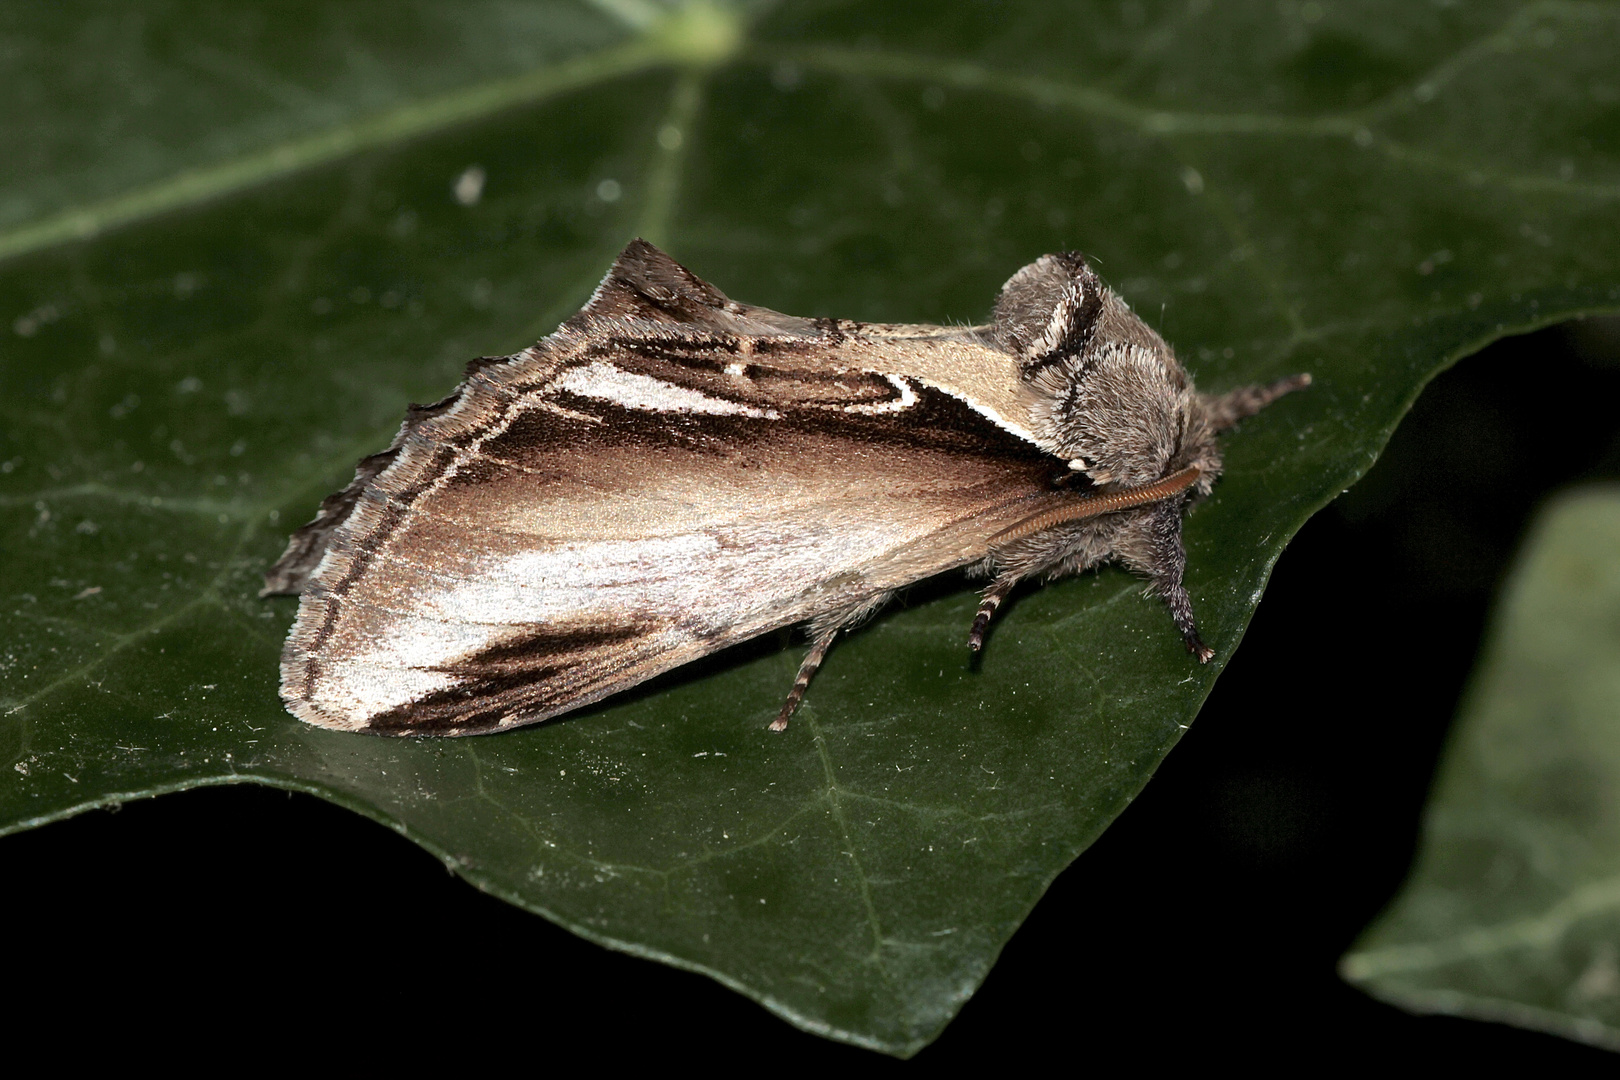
[1205,373,1311,432]
[989,465,1202,547]
[771,627,840,732]
[968,579,1016,652]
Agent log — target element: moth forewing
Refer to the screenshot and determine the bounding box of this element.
[267,239,1307,736]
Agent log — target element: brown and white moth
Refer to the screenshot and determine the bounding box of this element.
[263,240,1307,737]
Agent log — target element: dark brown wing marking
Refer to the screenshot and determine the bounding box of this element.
[364,624,653,735]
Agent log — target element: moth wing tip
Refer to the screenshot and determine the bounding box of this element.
[279,689,378,734]
[768,716,789,733]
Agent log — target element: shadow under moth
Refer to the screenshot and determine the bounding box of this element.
[264,240,1307,737]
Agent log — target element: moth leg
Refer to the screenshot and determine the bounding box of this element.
[771,627,840,732]
[1161,576,1213,663]
[968,578,1018,652]
[1203,373,1311,432]
[1137,500,1215,663]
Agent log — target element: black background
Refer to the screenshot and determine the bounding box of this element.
[8,319,1620,1068]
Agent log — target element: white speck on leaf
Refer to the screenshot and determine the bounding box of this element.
[453,165,486,206]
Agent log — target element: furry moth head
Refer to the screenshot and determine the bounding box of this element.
[265,240,1307,736]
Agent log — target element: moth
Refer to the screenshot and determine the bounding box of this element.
[264,240,1307,737]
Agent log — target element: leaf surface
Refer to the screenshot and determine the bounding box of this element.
[3,0,1619,1055]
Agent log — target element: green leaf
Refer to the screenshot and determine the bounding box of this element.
[1342,488,1620,1052]
[3,0,1618,1055]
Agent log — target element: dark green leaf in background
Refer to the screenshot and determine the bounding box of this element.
[1343,488,1620,1051]
[2,0,1618,1054]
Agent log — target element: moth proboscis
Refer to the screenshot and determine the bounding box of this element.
[264,240,1308,737]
